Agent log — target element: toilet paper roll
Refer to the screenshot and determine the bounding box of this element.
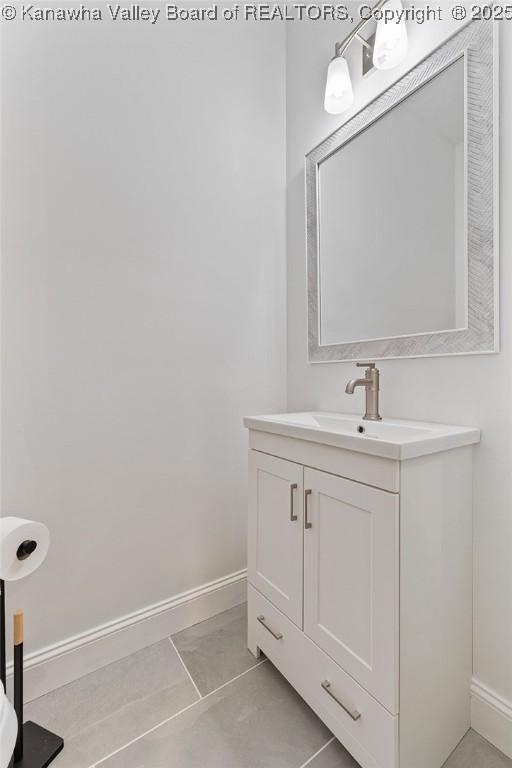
[0,517,50,581]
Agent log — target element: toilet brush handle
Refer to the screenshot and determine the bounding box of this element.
[13,611,24,763]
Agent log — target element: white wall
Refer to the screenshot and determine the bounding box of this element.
[1,11,286,657]
[287,11,512,755]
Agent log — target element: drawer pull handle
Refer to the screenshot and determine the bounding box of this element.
[257,615,283,640]
[290,483,298,521]
[321,680,361,721]
[304,489,312,529]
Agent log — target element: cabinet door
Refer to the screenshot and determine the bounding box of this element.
[248,451,303,627]
[303,468,399,713]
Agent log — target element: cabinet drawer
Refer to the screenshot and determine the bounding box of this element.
[248,585,398,768]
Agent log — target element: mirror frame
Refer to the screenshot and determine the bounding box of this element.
[306,21,498,363]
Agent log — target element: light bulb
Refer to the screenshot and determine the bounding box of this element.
[373,0,408,71]
[324,56,354,115]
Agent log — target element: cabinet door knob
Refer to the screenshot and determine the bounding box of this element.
[304,489,313,529]
[321,680,361,721]
[290,483,298,521]
[257,615,283,640]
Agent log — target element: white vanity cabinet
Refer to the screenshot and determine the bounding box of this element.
[245,413,480,768]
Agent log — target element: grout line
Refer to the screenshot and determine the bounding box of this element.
[92,658,267,766]
[168,637,203,699]
[297,737,336,768]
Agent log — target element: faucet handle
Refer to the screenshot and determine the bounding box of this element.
[356,362,377,369]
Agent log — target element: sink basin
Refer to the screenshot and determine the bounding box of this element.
[243,412,480,460]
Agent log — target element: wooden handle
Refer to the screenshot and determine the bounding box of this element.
[13,611,24,646]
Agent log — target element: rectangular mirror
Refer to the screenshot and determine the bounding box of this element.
[307,21,498,362]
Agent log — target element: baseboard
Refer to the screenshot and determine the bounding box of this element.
[471,677,512,758]
[6,569,247,703]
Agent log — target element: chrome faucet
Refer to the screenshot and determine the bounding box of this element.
[345,362,382,421]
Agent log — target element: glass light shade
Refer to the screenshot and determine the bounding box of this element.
[324,56,354,115]
[373,0,408,71]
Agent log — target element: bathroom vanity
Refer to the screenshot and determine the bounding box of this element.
[245,412,480,768]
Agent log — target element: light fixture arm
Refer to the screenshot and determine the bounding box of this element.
[334,0,388,59]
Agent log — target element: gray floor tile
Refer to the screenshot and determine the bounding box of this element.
[18,601,512,768]
[306,738,360,767]
[25,639,199,768]
[171,602,259,695]
[100,660,332,768]
[443,730,512,768]
[303,729,512,768]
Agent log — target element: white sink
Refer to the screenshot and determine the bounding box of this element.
[244,412,480,460]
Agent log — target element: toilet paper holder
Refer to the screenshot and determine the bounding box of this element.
[0,520,64,768]
[1,539,40,691]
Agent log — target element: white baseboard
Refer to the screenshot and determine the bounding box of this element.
[6,569,247,703]
[471,677,512,759]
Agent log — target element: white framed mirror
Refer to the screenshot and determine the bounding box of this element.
[307,21,498,362]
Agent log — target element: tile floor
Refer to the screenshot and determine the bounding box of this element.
[23,603,512,768]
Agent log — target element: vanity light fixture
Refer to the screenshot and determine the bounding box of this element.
[324,0,409,115]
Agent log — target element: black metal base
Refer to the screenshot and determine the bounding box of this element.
[14,722,64,768]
